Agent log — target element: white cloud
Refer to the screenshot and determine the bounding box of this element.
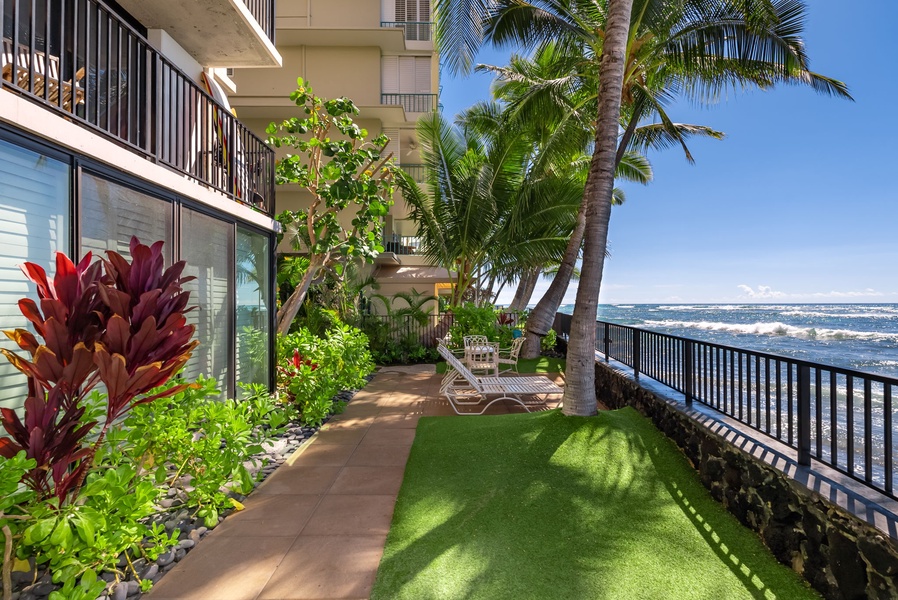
[736,285,888,302]
[737,284,786,299]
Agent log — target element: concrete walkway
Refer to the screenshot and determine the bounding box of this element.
[149,367,562,600]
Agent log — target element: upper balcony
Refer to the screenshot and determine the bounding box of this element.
[115,0,281,67]
[0,0,276,215]
[276,0,433,52]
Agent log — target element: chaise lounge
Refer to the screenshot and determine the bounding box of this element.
[437,343,564,415]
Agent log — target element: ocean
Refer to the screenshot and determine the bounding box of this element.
[557,303,898,380]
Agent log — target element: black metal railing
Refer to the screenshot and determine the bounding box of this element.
[241,0,275,43]
[381,93,437,114]
[380,21,433,42]
[0,0,275,214]
[552,313,897,500]
[360,312,452,348]
[400,163,426,183]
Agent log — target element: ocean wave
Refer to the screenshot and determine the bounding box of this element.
[641,319,898,342]
[780,309,898,320]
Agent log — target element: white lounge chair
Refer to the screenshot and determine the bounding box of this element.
[437,343,563,415]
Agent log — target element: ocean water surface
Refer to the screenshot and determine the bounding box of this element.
[557,303,898,380]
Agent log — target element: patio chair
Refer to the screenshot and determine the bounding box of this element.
[437,343,563,415]
[2,39,85,112]
[497,336,526,374]
[466,341,499,376]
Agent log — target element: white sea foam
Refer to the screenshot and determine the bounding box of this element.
[780,309,898,319]
[641,319,898,343]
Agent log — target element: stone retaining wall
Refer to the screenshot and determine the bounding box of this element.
[595,361,898,600]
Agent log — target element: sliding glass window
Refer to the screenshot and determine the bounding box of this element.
[0,139,70,412]
[80,172,173,262]
[181,208,234,395]
[236,226,271,390]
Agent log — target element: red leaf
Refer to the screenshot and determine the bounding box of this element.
[19,262,51,297]
[17,299,46,335]
[0,436,21,458]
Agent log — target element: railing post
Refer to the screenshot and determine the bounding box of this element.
[797,364,811,466]
[603,322,610,363]
[633,329,640,379]
[684,340,694,406]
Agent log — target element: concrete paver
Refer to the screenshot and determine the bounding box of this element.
[148,368,562,600]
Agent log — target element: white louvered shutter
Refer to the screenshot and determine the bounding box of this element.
[415,56,431,93]
[382,128,400,164]
[382,56,399,93]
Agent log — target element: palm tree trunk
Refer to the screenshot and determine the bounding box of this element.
[276,254,325,335]
[509,266,540,312]
[521,197,586,359]
[562,0,633,416]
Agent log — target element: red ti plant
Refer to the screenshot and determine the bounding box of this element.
[290,349,319,371]
[0,237,199,503]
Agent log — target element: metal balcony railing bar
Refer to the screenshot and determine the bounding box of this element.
[399,163,426,183]
[241,0,275,43]
[0,0,275,214]
[381,92,437,113]
[551,312,897,500]
[379,21,433,42]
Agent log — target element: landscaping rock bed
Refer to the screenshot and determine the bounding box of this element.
[5,380,372,600]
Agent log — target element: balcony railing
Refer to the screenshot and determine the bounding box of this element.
[380,21,433,42]
[242,0,276,43]
[383,233,421,256]
[0,0,275,214]
[400,163,426,183]
[381,93,437,114]
[552,313,898,501]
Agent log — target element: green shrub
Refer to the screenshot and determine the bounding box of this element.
[541,329,558,352]
[447,303,498,345]
[277,324,374,425]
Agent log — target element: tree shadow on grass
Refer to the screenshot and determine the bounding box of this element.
[635,421,820,600]
[372,408,813,600]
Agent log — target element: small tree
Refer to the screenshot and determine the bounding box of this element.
[267,78,398,334]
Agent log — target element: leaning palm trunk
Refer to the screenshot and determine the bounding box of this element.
[521,197,586,359]
[509,266,540,312]
[562,0,633,416]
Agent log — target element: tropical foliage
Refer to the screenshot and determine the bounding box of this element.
[276,325,374,425]
[267,78,399,334]
[434,0,852,408]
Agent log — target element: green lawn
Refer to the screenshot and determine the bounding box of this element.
[435,356,566,374]
[372,408,819,600]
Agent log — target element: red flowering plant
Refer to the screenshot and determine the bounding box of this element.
[0,237,198,503]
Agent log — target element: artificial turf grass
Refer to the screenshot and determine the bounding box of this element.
[434,356,566,374]
[372,408,819,600]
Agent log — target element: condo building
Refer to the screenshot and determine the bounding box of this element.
[230,0,453,311]
[0,0,281,410]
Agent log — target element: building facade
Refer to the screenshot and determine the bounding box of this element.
[0,0,281,410]
[230,0,453,313]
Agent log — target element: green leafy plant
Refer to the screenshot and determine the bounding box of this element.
[1,452,36,600]
[541,329,558,353]
[122,378,263,526]
[0,238,198,504]
[447,303,499,346]
[47,569,106,600]
[276,325,373,425]
[267,78,399,333]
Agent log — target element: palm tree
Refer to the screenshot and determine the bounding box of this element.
[398,104,584,305]
[435,0,851,414]
[481,46,721,359]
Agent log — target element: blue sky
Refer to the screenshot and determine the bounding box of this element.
[439,1,898,305]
